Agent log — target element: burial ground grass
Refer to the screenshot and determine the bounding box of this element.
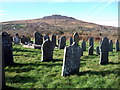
[5,41,120,89]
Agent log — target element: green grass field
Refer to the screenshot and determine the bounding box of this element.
[5,41,120,89]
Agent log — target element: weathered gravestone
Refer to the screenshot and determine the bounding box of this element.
[21,35,30,45]
[0,32,5,89]
[96,46,100,55]
[69,37,73,45]
[58,36,66,49]
[52,34,56,47]
[115,39,119,51]
[13,33,20,44]
[88,37,94,55]
[73,32,79,45]
[109,40,113,52]
[41,39,54,62]
[44,35,50,41]
[99,37,109,65]
[81,40,86,51]
[2,32,14,66]
[61,42,81,76]
[34,31,43,45]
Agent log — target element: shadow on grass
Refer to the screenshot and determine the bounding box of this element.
[13,47,35,53]
[77,70,119,76]
[109,62,120,65]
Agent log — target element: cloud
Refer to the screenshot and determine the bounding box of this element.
[0,0,119,2]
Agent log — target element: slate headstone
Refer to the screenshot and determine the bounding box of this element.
[88,37,94,55]
[96,46,100,55]
[41,39,54,62]
[115,39,119,51]
[58,36,66,49]
[109,40,113,52]
[2,32,14,66]
[21,35,29,45]
[44,35,50,41]
[81,40,86,51]
[52,34,56,47]
[99,37,109,65]
[61,42,81,76]
[73,32,79,45]
[69,37,73,46]
[13,33,20,44]
[34,31,43,45]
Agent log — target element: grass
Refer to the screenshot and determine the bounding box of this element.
[5,40,120,89]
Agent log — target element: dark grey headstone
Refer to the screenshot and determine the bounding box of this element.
[44,35,50,41]
[52,34,56,47]
[61,42,81,76]
[115,39,119,51]
[81,40,86,51]
[21,35,30,45]
[73,32,79,45]
[69,37,73,46]
[13,33,20,44]
[34,31,43,45]
[99,37,109,65]
[96,46,100,55]
[2,32,14,66]
[109,40,113,52]
[58,36,66,49]
[88,37,94,55]
[41,39,54,62]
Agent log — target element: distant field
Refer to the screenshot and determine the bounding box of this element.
[5,41,120,89]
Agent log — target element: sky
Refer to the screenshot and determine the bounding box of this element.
[0,0,118,27]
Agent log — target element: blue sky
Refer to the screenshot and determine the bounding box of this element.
[0,1,118,27]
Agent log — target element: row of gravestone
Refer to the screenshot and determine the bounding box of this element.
[1,31,120,88]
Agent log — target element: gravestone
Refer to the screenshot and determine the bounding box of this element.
[41,39,54,62]
[52,34,56,47]
[81,48,83,56]
[21,35,30,45]
[88,37,94,55]
[96,46,100,55]
[34,31,43,45]
[58,36,66,49]
[81,40,86,51]
[99,37,109,65]
[61,42,81,76]
[13,33,20,44]
[44,35,49,41]
[115,39,119,51]
[73,32,79,45]
[88,45,93,55]
[0,32,5,89]
[2,32,14,66]
[109,40,113,52]
[69,37,73,45]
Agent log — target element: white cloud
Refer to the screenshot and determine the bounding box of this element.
[0,0,119,2]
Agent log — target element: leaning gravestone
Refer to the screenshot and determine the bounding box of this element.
[99,37,109,65]
[88,45,93,55]
[61,42,81,76]
[2,32,14,66]
[41,39,54,62]
[109,40,113,52]
[44,35,50,41]
[115,39,119,51]
[88,37,94,55]
[34,31,43,45]
[69,37,73,45]
[13,33,20,44]
[58,36,66,49]
[81,40,86,51]
[96,46,100,55]
[73,32,79,45]
[52,34,56,47]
